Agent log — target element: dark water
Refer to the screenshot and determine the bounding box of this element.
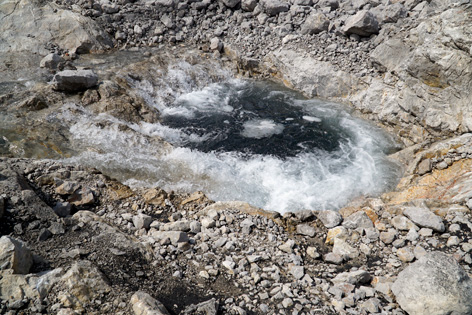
[161,80,351,158]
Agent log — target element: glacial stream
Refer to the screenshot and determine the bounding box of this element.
[62,60,401,213]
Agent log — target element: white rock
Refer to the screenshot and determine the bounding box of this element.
[296,224,316,237]
[333,238,359,260]
[133,213,153,230]
[316,210,343,228]
[279,239,295,253]
[130,291,169,315]
[289,265,304,280]
[201,217,216,229]
[342,211,373,230]
[342,10,380,36]
[391,215,418,231]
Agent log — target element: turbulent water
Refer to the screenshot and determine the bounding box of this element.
[64,61,401,213]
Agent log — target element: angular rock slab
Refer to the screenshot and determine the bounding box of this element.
[52,70,98,92]
[0,236,33,274]
[392,252,472,315]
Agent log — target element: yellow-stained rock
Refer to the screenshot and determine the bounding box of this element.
[143,188,167,206]
[107,181,134,200]
[326,226,348,245]
[386,159,472,206]
[181,191,208,206]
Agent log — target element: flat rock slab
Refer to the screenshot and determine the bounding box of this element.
[403,206,444,232]
[387,159,472,205]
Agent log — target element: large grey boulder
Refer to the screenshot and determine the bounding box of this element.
[52,70,99,92]
[0,0,113,55]
[0,236,33,274]
[301,12,330,35]
[392,252,472,315]
[260,0,289,16]
[342,10,380,36]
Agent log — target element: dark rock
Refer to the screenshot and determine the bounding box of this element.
[53,201,72,217]
[222,0,240,8]
[38,228,52,241]
[51,70,99,92]
[0,197,4,218]
[260,0,289,16]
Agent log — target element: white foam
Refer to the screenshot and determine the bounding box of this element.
[302,115,322,122]
[65,111,399,213]
[162,84,234,118]
[241,119,285,139]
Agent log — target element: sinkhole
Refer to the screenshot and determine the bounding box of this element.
[66,63,401,213]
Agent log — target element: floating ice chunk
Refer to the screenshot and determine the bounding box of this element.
[241,119,285,139]
[302,116,322,122]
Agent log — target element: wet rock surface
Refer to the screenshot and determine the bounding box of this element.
[2,0,472,314]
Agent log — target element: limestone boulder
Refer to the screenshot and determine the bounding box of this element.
[0,236,33,274]
[392,252,472,315]
[301,12,330,35]
[0,267,63,303]
[56,260,111,311]
[316,210,343,228]
[131,291,170,315]
[342,10,380,36]
[263,49,362,99]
